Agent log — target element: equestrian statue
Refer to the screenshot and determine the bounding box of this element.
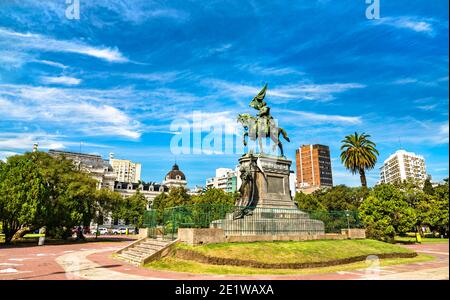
[237,83,290,157]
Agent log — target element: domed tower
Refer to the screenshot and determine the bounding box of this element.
[163,163,187,189]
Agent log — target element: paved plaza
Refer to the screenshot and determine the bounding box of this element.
[0,240,448,280]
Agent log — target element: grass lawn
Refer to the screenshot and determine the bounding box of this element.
[144,239,430,275]
[145,254,433,276]
[174,239,412,264]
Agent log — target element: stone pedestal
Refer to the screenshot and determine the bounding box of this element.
[211,154,325,236]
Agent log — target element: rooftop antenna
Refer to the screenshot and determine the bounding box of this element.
[398,137,403,150]
[79,141,83,153]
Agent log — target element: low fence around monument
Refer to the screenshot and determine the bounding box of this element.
[143,204,362,240]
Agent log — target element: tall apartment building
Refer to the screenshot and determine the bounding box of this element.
[379,150,427,186]
[109,153,141,183]
[295,144,333,194]
[206,168,238,193]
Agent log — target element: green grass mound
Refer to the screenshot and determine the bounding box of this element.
[175,239,412,264]
[145,254,432,276]
[144,239,428,275]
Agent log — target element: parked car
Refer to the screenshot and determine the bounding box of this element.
[111,227,131,234]
[97,227,108,235]
[111,228,121,234]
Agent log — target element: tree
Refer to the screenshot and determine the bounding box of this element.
[0,151,118,242]
[0,153,48,242]
[295,185,369,212]
[151,187,191,224]
[432,179,449,236]
[151,192,169,224]
[294,191,326,211]
[112,191,147,228]
[166,187,191,207]
[192,188,235,206]
[93,189,122,228]
[359,184,416,242]
[340,132,379,187]
[423,176,435,195]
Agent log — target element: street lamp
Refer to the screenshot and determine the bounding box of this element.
[345,209,350,234]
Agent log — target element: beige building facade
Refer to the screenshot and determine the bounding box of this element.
[295,144,333,194]
[109,153,141,183]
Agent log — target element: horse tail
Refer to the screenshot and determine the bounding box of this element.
[280,128,290,142]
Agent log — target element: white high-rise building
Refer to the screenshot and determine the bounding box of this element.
[109,153,142,183]
[206,168,238,192]
[379,150,427,186]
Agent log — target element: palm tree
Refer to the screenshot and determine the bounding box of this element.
[340,132,379,187]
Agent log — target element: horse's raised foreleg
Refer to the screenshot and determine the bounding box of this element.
[280,127,290,142]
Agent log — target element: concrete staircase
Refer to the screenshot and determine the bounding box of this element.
[115,238,175,266]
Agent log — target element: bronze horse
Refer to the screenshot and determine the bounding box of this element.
[237,113,290,157]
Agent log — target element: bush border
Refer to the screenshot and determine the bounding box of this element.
[173,248,417,269]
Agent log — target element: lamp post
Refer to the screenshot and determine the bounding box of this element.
[345,209,350,233]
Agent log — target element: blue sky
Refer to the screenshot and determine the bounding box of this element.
[0,0,448,188]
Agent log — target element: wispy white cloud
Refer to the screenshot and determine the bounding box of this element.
[273,83,366,101]
[0,50,31,69]
[0,132,66,152]
[208,43,232,54]
[123,71,182,83]
[204,79,365,102]
[41,76,82,86]
[373,118,449,145]
[33,60,68,69]
[89,1,190,24]
[0,84,142,139]
[0,132,111,154]
[280,109,362,125]
[392,77,443,87]
[375,16,436,35]
[194,43,233,58]
[238,63,304,76]
[393,78,418,85]
[0,27,128,62]
[416,104,437,111]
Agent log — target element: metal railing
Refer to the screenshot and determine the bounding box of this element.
[143,204,362,240]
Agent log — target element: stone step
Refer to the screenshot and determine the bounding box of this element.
[118,253,141,262]
[117,254,142,266]
[128,247,157,256]
[141,239,170,246]
[135,244,161,252]
[115,238,174,266]
[123,250,147,260]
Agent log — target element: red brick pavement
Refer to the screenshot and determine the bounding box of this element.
[0,240,130,280]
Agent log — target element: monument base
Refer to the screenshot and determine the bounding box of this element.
[211,207,324,236]
[211,154,325,236]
